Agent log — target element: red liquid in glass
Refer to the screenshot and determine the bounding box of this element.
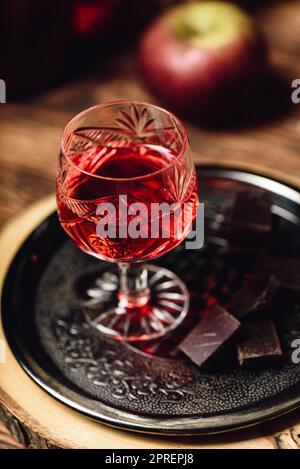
[57,130,198,261]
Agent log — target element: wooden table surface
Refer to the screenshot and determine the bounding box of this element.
[1,0,300,449]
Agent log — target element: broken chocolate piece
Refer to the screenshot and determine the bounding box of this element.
[248,253,300,290]
[230,189,272,231]
[237,317,282,367]
[179,304,240,367]
[219,189,273,244]
[228,275,279,319]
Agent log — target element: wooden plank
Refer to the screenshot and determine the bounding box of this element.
[0,196,284,449]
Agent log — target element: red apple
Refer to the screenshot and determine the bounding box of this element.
[138,1,267,123]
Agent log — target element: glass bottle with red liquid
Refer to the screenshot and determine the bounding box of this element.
[57,100,198,341]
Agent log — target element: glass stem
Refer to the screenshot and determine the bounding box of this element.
[118,263,150,309]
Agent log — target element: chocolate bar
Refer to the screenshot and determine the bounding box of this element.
[178,304,240,367]
[228,275,279,319]
[237,317,282,367]
[220,189,273,244]
[248,253,300,290]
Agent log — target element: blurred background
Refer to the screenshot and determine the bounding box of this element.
[1,0,300,229]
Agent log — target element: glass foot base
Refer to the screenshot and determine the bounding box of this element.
[81,265,189,342]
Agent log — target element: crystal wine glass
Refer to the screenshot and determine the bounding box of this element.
[57,100,198,341]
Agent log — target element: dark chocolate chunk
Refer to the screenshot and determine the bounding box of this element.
[231,189,272,231]
[237,317,282,367]
[228,275,279,319]
[179,304,240,367]
[248,253,300,290]
[219,189,273,244]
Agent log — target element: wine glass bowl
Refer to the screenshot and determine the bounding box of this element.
[57,100,198,341]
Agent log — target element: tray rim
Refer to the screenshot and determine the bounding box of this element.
[2,164,300,436]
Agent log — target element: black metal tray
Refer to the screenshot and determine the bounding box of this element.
[2,166,300,435]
